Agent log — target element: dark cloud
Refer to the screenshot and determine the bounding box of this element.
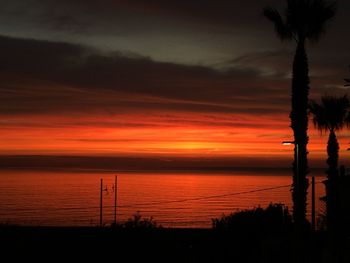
[1,0,277,30]
[1,0,349,71]
[1,33,348,120]
[0,155,298,170]
[0,35,293,116]
[3,0,348,34]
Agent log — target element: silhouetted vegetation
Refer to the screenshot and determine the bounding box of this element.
[309,95,350,262]
[212,203,292,234]
[309,95,349,226]
[112,212,161,229]
[264,0,337,232]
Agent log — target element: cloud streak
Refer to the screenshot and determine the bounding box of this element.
[0,35,293,117]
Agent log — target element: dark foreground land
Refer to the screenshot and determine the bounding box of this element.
[0,226,338,262]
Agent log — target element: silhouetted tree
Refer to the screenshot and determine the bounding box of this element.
[263,0,337,231]
[309,95,350,262]
[212,203,292,235]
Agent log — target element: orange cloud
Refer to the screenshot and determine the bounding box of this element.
[2,110,350,169]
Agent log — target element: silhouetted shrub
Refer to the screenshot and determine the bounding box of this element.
[112,212,161,229]
[212,203,292,234]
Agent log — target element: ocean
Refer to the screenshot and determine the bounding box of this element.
[0,169,326,228]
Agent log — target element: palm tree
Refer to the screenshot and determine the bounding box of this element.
[309,95,349,183]
[309,95,350,260]
[263,0,337,230]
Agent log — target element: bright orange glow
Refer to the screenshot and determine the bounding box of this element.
[1,110,350,167]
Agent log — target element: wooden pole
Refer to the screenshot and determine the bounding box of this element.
[311,176,315,231]
[114,175,117,225]
[100,178,103,227]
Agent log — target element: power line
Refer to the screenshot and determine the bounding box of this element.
[108,184,294,208]
[117,181,324,208]
[5,181,324,213]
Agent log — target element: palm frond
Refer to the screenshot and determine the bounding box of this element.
[309,100,329,133]
[306,0,337,42]
[285,0,337,42]
[309,95,350,133]
[263,7,292,41]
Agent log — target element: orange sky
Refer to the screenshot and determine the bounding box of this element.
[2,110,350,168]
[1,1,350,169]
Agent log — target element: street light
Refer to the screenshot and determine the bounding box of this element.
[282,141,299,175]
[282,141,294,145]
[282,140,300,221]
[282,141,316,231]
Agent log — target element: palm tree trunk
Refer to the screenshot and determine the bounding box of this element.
[290,39,310,231]
[326,130,339,175]
[326,130,339,229]
[325,130,341,261]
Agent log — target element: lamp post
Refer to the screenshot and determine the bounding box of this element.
[282,141,299,177]
[282,140,315,231]
[282,141,299,194]
[282,141,300,225]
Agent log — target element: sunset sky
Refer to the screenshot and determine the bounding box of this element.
[1,0,350,168]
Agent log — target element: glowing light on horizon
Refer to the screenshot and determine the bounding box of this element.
[1,111,350,167]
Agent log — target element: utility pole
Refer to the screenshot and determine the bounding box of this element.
[100,178,103,227]
[114,175,118,225]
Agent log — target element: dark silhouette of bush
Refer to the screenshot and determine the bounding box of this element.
[112,212,161,229]
[212,203,292,235]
